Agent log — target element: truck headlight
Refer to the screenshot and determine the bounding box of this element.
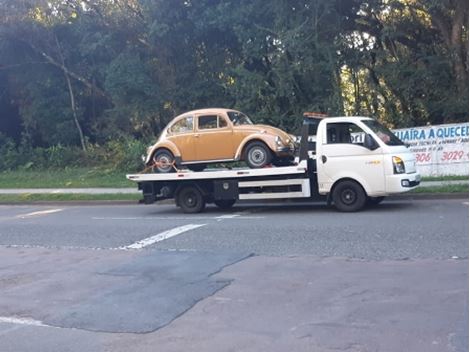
[392,156,405,174]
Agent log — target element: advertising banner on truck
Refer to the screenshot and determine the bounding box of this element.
[392,123,469,177]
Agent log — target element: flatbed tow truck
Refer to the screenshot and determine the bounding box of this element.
[127,114,421,213]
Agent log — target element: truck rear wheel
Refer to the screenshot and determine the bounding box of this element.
[332,180,366,212]
[177,186,206,213]
[214,199,236,210]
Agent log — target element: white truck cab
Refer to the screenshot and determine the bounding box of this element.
[313,116,420,197]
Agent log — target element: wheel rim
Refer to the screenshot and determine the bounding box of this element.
[248,147,267,167]
[155,154,172,172]
[184,191,198,208]
[340,188,357,205]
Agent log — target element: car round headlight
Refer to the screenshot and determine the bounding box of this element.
[275,136,283,146]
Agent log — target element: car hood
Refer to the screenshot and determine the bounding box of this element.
[235,124,292,139]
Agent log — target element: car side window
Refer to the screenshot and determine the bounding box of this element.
[326,122,366,146]
[198,115,219,130]
[169,116,193,134]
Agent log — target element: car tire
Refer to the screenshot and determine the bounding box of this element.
[245,142,272,168]
[177,186,206,213]
[153,149,175,173]
[332,180,367,212]
[214,199,236,210]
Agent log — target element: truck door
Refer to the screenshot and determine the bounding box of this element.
[317,122,385,195]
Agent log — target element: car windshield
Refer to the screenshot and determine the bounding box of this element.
[227,111,253,126]
[362,119,405,146]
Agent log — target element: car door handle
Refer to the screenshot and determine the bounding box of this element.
[194,134,200,138]
[321,155,327,163]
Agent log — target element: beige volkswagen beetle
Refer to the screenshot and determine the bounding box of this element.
[145,108,296,172]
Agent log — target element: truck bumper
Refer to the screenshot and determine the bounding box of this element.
[385,172,421,193]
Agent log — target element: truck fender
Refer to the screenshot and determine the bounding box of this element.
[329,174,371,196]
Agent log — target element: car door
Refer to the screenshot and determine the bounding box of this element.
[167,115,197,161]
[195,114,234,161]
[317,121,385,194]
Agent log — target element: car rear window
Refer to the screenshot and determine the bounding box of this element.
[169,116,193,134]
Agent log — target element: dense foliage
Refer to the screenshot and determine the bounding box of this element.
[0,0,468,170]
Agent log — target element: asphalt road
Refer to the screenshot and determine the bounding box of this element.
[0,198,468,351]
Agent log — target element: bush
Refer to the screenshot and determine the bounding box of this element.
[0,136,148,172]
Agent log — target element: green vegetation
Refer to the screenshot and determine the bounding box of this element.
[0,193,141,203]
[411,184,469,194]
[0,168,134,188]
[0,0,467,173]
[421,175,469,182]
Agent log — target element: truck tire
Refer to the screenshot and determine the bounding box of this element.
[153,149,175,173]
[177,186,206,213]
[214,199,236,210]
[245,142,272,168]
[332,180,366,212]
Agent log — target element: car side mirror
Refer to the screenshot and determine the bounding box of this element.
[364,134,379,150]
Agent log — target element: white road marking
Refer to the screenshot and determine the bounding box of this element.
[215,214,240,219]
[121,223,206,250]
[0,316,49,327]
[462,202,469,205]
[16,209,63,219]
[92,216,264,220]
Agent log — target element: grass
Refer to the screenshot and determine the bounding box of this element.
[421,175,468,181]
[0,193,141,202]
[411,184,469,193]
[0,168,135,188]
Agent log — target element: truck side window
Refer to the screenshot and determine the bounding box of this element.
[326,123,366,145]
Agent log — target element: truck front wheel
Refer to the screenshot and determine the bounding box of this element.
[177,186,206,213]
[332,180,366,212]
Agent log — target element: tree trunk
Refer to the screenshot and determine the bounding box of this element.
[64,72,86,151]
[54,34,87,151]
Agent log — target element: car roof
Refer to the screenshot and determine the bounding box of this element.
[175,108,239,118]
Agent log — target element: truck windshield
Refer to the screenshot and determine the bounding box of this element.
[362,119,405,146]
[227,111,253,126]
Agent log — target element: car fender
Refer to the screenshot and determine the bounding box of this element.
[145,141,181,165]
[235,134,276,160]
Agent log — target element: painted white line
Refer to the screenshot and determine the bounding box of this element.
[214,214,240,219]
[92,216,264,220]
[462,202,469,205]
[16,209,63,219]
[0,316,48,327]
[121,223,206,250]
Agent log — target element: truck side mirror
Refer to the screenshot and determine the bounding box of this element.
[364,134,379,150]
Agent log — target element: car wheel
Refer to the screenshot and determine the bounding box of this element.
[177,186,206,213]
[367,196,385,206]
[245,142,272,168]
[153,149,175,173]
[214,199,236,210]
[332,180,366,212]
